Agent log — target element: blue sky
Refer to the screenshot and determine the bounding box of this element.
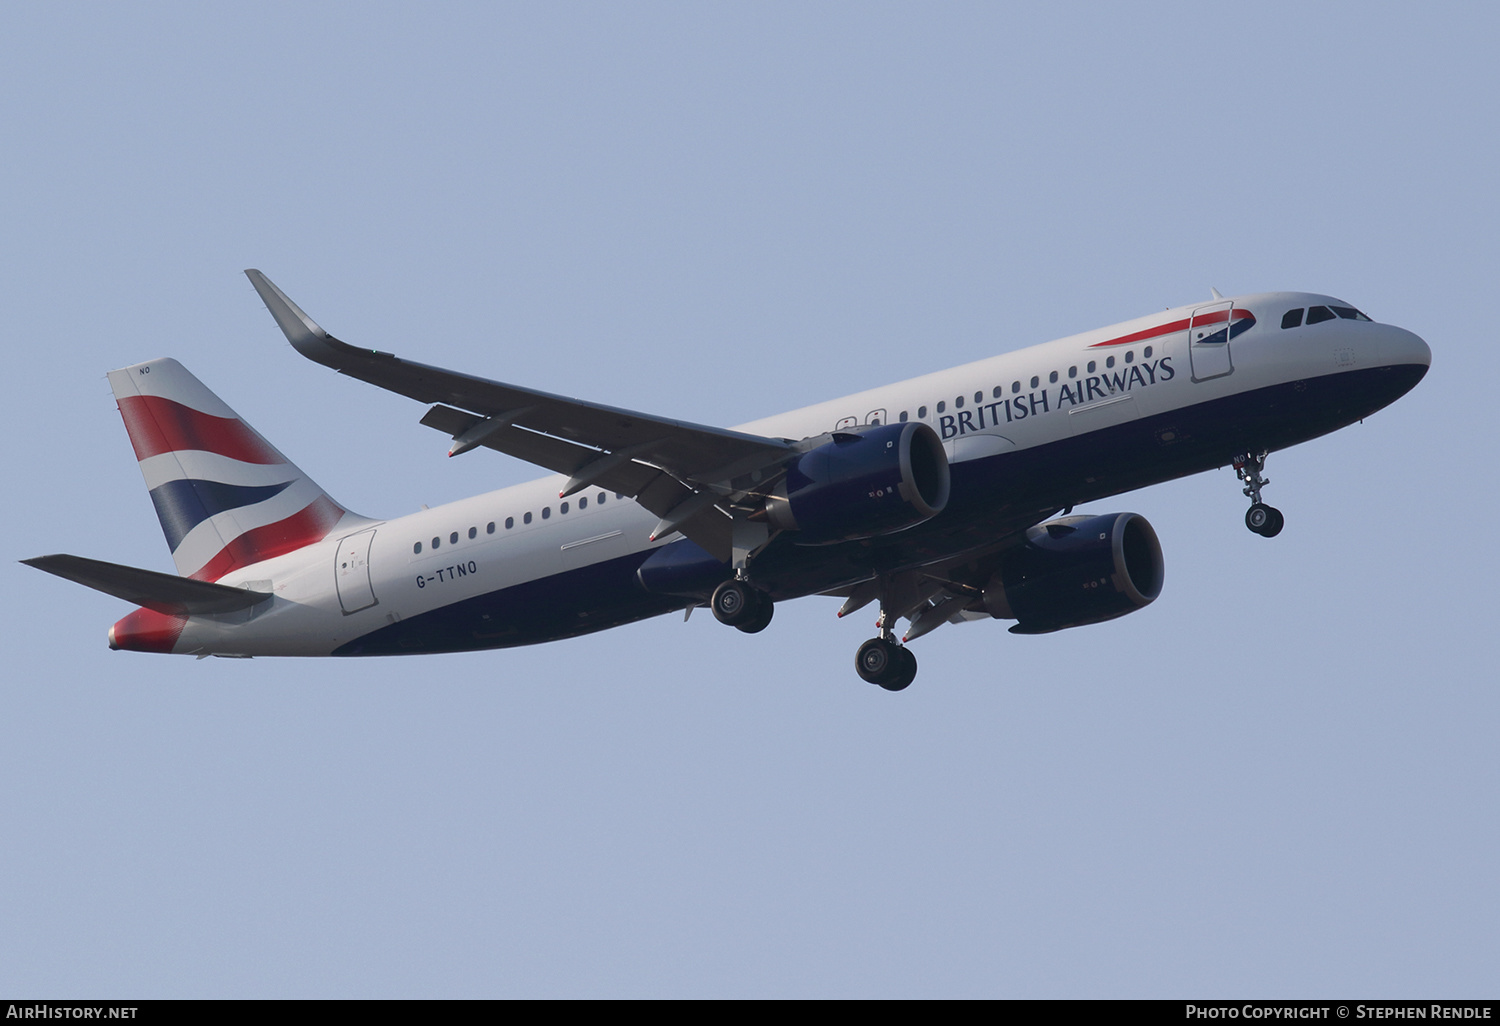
[2,2,1495,997]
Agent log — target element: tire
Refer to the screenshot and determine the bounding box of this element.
[856,638,895,684]
[1246,503,1273,535]
[1262,506,1285,538]
[882,646,918,691]
[856,638,916,690]
[736,592,774,634]
[711,580,754,626]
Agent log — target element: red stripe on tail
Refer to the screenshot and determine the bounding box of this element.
[189,494,346,582]
[117,395,283,464]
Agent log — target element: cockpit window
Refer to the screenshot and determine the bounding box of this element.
[1283,304,1371,330]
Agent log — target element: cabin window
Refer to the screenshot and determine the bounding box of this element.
[954,396,964,409]
[992,386,1003,399]
[1012,381,1021,394]
[1144,346,1153,358]
[504,517,513,529]
[937,401,946,413]
[542,507,551,519]
[974,391,983,404]
[1282,308,1304,329]
[450,532,459,545]
[413,541,422,554]
[1049,370,1058,384]
[1306,305,1336,325]
[918,405,928,418]
[899,410,909,422]
[468,527,477,539]
[1087,361,1096,373]
[523,512,532,525]
[432,537,441,549]
[1068,366,1077,378]
[561,501,569,514]
[1029,376,1039,389]
[579,496,588,509]
[1125,350,1134,364]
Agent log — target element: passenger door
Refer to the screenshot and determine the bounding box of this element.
[335,528,378,614]
[1188,301,1235,382]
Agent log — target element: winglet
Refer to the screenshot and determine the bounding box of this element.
[244,269,348,369]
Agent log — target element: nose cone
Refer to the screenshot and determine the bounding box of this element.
[1390,325,1432,370]
[1361,324,1431,412]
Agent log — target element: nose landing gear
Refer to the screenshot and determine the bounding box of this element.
[1234,451,1284,537]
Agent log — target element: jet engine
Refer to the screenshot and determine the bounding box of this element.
[764,422,950,543]
[982,512,1164,633]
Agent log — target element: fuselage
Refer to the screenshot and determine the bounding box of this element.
[113,291,1430,658]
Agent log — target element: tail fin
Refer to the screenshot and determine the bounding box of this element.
[107,358,354,581]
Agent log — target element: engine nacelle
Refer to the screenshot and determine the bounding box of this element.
[982,512,1164,633]
[636,538,730,597]
[766,422,950,543]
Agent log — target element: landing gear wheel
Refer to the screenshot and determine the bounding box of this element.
[1245,503,1284,538]
[735,591,775,634]
[1263,506,1284,537]
[711,579,752,626]
[856,638,894,684]
[712,579,771,628]
[855,638,918,691]
[887,646,918,691]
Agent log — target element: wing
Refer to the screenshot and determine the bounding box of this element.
[246,270,795,561]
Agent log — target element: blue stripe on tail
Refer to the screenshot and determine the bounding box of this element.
[148,479,294,552]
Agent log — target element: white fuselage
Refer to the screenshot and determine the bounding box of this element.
[167,291,1430,657]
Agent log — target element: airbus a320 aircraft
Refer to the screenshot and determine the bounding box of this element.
[24,272,1430,690]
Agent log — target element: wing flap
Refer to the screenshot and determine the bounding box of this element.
[418,404,733,558]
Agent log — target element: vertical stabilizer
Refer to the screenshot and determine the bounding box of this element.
[107,358,356,581]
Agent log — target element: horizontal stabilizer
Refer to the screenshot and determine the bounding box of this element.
[21,554,273,616]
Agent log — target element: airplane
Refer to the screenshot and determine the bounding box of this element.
[22,272,1431,690]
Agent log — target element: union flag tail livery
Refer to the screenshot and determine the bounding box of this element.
[25,272,1429,687]
[108,358,352,582]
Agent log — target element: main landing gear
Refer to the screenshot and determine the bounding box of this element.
[856,637,918,691]
[711,578,774,634]
[855,602,918,691]
[1234,450,1284,538]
